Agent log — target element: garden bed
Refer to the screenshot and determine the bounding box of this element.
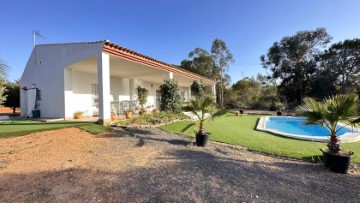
[115,111,189,128]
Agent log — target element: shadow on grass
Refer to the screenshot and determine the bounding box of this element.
[253,118,260,130]
[1,148,359,202]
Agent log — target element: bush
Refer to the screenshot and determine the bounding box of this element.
[191,81,205,97]
[118,111,189,125]
[158,80,181,113]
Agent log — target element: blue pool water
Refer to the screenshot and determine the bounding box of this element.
[265,117,356,137]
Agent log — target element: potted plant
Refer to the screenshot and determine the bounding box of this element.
[73,111,83,119]
[137,86,149,114]
[238,104,245,114]
[111,113,118,121]
[181,95,228,147]
[299,94,359,173]
[125,109,133,119]
[237,101,245,114]
[275,101,285,116]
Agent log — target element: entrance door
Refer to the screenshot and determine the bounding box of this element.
[26,89,37,117]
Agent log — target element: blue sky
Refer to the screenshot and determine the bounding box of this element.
[1,0,360,83]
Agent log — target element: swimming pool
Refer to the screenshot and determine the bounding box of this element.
[256,116,360,142]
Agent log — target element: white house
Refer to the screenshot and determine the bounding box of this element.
[20,40,216,123]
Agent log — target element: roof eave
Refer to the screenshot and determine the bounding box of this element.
[102,42,217,85]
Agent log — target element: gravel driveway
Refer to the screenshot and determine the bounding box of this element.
[0,127,359,202]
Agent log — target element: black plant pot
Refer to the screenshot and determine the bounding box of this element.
[321,149,353,174]
[196,133,210,147]
[277,111,282,116]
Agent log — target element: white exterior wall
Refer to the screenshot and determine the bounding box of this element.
[20,42,104,118]
[110,77,130,102]
[66,71,98,118]
[135,80,160,110]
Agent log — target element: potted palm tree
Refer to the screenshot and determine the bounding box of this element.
[299,94,359,173]
[275,101,285,116]
[182,95,228,147]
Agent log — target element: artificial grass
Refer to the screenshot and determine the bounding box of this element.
[160,113,360,164]
[0,120,111,139]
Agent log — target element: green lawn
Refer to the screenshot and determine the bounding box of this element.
[160,114,360,163]
[0,120,112,139]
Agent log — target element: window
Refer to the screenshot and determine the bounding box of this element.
[92,84,98,107]
[92,84,98,95]
[180,91,185,102]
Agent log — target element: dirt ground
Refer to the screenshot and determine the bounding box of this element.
[0,107,19,114]
[0,127,359,202]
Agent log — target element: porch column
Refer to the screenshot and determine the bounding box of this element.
[129,79,136,101]
[211,84,216,102]
[97,53,111,124]
[167,72,173,80]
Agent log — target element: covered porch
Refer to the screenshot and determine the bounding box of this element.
[64,43,216,123]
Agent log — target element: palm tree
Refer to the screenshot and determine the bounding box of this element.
[299,94,359,154]
[182,95,227,146]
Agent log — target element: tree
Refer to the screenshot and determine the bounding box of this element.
[158,79,181,113]
[136,86,149,109]
[179,40,233,107]
[2,80,20,114]
[211,39,234,107]
[320,38,360,94]
[0,80,5,104]
[261,28,332,104]
[254,74,279,110]
[0,58,7,81]
[0,58,8,103]
[307,66,337,99]
[180,48,218,80]
[232,77,260,108]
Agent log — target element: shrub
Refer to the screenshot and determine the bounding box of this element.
[73,111,83,119]
[118,111,189,125]
[191,81,205,97]
[158,79,181,113]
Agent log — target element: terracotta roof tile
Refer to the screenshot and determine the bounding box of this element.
[36,40,107,46]
[103,41,216,85]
